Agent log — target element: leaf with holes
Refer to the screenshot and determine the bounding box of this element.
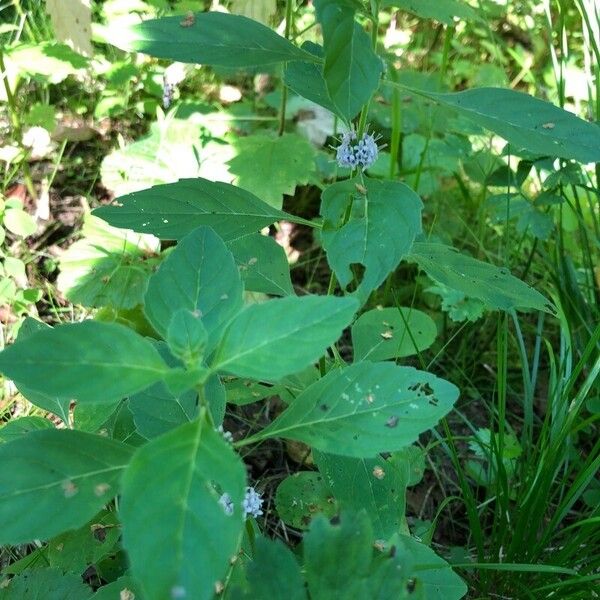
[255,361,458,458]
[0,430,133,544]
[408,241,555,314]
[352,307,437,361]
[120,419,246,600]
[321,177,422,303]
[227,233,293,296]
[275,471,337,529]
[390,84,600,164]
[93,178,293,241]
[314,448,425,539]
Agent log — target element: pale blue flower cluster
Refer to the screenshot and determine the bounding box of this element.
[335,130,381,171]
[218,486,264,519]
[242,486,264,518]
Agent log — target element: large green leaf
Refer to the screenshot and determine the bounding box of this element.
[93,178,291,241]
[408,241,555,314]
[144,227,243,350]
[245,537,307,600]
[0,430,133,544]
[352,306,437,361]
[120,419,246,600]
[382,0,480,25]
[211,295,358,380]
[390,84,600,164]
[315,0,383,120]
[227,234,293,296]
[314,448,424,539]
[57,214,160,310]
[228,133,316,209]
[321,177,422,303]
[0,321,170,404]
[255,361,458,457]
[0,568,92,600]
[284,41,342,118]
[109,11,318,67]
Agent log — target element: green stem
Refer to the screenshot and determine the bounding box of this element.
[278,0,294,136]
[0,50,37,199]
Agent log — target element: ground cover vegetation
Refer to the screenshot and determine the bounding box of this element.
[0,0,598,598]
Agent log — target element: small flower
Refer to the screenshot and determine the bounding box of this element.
[216,425,234,444]
[242,486,264,518]
[218,492,234,516]
[333,128,383,171]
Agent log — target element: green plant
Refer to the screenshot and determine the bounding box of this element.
[0,1,598,598]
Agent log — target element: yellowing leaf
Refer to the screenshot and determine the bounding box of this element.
[46,0,93,57]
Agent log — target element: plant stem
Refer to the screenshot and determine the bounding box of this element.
[278,0,294,136]
[0,50,37,199]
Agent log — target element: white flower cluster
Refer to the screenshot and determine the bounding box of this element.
[335,129,382,171]
[218,486,264,519]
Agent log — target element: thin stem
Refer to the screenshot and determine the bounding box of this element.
[278,0,294,136]
[0,49,36,199]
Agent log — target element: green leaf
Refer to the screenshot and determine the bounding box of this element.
[0,321,170,404]
[228,133,316,209]
[275,471,337,529]
[246,537,307,600]
[0,415,54,443]
[57,214,160,310]
[228,233,293,296]
[382,0,481,25]
[93,178,290,241]
[321,177,423,303]
[315,0,383,120]
[144,227,243,351]
[398,535,467,599]
[0,568,92,600]
[211,295,358,380]
[304,510,374,598]
[256,361,459,457]
[110,11,317,66]
[166,309,209,363]
[391,84,600,164]
[92,577,144,600]
[314,449,424,539]
[120,419,246,600]
[9,319,70,421]
[352,306,437,361]
[0,430,133,544]
[129,383,197,439]
[284,41,342,118]
[3,207,37,237]
[409,241,555,314]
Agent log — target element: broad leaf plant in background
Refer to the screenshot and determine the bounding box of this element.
[0,1,599,599]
